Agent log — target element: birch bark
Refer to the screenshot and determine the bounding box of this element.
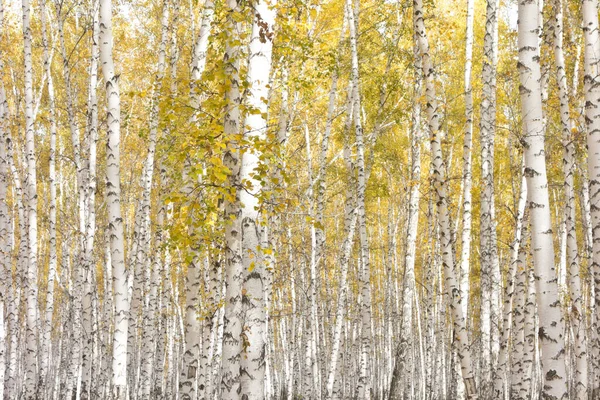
[180,0,213,393]
[495,173,526,399]
[190,0,214,111]
[347,1,373,397]
[138,3,170,398]
[315,16,348,400]
[582,0,600,395]
[479,0,501,394]
[99,0,129,397]
[459,0,475,319]
[518,0,568,396]
[83,7,100,397]
[325,81,357,400]
[552,0,587,396]
[238,0,277,397]
[7,131,25,398]
[181,256,201,400]
[414,0,477,395]
[388,26,422,400]
[220,1,244,397]
[21,0,39,396]
[0,4,7,398]
[55,0,94,394]
[510,210,531,400]
[0,87,14,400]
[39,1,58,396]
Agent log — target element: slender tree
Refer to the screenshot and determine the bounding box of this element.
[347,0,373,397]
[220,1,244,397]
[138,3,170,398]
[38,0,58,396]
[479,0,501,395]
[414,0,477,396]
[388,17,423,400]
[238,0,277,397]
[22,0,39,396]
[582,0,600,395]
[552,0,587,397]
[0,4,7,399]
[517,0,568,397]
[99,0,129,397]
[459,0,475,320]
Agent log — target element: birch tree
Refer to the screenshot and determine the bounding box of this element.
[190,0,214,111]
[479,0,501,395]
[388,16,422,400]
[552,0,586,396]
[346,1,374,397]
[137,3,170,398]
[414,0,477,396]
[181,0,213,394]
[0,4,7,399]
[239,0,277,397]
[38,0,58,396]
[582,0,600,395]
[220,1,244,397]
[82,7,100,397]
[517,0,568,397]
[99,0,129,397]
[510,208,532,400]
[459,0,474,320]
[21,0,39,396]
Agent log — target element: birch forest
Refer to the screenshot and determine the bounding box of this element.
[3,0,600,398]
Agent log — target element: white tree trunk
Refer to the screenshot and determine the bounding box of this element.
[39,1,59,396]
[189,0,214,111]
[510,210,531,400]
[479,0,501,395]
[552,0,587,397]
[180,256,201,400]
[55,9,91,393]
[83,7,100,397]
[99,0,129,397]
[459,0,475,320]
[6,130,25,399]
[21,0,39,397]
[238,1,277,397]
[495,172,526,399]
[0,3,7,397]
[347,1,372,397]
[314,15,348,399]
[138,3,170,399]
[414,0,477,396]
[388,25,422,400]
[220,0,244,397]
[303,124,321,400]
[0,295,4,400]
[582,0,600,395]
[325,82,357,399]
[517,0,568,397]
